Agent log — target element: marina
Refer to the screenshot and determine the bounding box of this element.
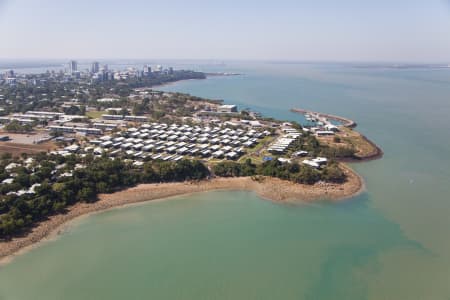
[291,107,357,128]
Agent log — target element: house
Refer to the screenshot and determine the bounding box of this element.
[1,178,14,184]
[189,148,199,155]
[212,150,225,158]
[110,150,121,156]
[302,160,320,168]
[121,142,133,149]
[173,155,184,161]
[302,157,327,168]
[235,147,245,154]
[143,144,155,152]
[201,150,211,157]
[65,144,80,152]
[249,120,262,127]
[324,124,339,132]
[218,104,238,113]
[5,163,21,171]
[133,161,144,167]
[198,144,209,150]
[93,147,103,155]
[278,158,291,164]
[243,141,255,147]
[226,151,238,160]
[166,146,177,153]
[210,138,220,144]
[177,147,189,154]
[197,137,208,144]
[48,125,102,134]
[125,116,148,122]
[293,150,308,157]
[155,145,166,152]
[94,123,118,130]
[102,114,124,120]
[312,157,328,165]
[101,141,113,148]
[152,154,163,160]
[316,130,335,136]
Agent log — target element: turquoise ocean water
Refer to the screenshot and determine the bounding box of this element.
[0,62,449,299]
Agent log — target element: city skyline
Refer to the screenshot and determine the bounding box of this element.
[1,0,450,63]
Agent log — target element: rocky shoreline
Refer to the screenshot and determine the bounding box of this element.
[338,134,384,163]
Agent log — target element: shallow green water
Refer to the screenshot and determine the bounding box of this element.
[1,63,450,299]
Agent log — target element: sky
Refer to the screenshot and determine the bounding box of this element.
[1,0,450,62]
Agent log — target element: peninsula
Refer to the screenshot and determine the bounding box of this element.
[0,62,380,260]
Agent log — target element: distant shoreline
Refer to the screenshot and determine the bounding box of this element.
[0,165,363,265]
[152,78,204,89]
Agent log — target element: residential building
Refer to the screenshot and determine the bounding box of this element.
[218,104,238,113]
[68,60,78,74]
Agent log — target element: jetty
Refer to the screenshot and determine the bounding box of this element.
[290,108,357,128]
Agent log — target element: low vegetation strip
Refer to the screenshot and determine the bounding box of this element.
[213,158,346,184]
[0,152,348,240]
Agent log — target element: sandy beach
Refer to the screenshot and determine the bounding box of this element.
[0,164,363,264]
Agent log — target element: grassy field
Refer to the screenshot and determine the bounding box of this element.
[237,135,276,164]
[0,142,56,157]
[85,110,107,119]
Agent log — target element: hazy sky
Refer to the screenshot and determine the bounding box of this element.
[1,0,450,62]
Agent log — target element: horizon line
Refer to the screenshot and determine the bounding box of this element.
[0,58,449,65]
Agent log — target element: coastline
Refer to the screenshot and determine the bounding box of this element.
[0,164,364,265]
[151,78,204,89]
[346,133,384,162]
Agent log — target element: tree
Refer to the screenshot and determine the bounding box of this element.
[132,103,146,115]
[322,163,346,183]
[77,187,96,202]
[64,105,82,115]
[297,166,320,184]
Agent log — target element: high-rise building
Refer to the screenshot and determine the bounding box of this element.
[4,70,14,78]
[143,65,152,74]
[91,61,100,73]
[68,60,78,73]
